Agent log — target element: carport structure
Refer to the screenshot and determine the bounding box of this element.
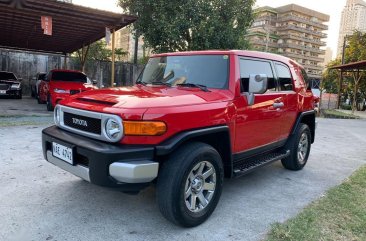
[0,0,137,84]
[329,60,366,112]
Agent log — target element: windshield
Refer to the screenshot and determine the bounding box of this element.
[52,71,87,83]
[137,55,229,89]
[0,72,17,81]
[38,73,46,80]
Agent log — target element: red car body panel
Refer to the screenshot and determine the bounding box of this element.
[38,69,96,107]
[58,50,314,153]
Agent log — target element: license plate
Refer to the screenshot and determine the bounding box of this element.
[52,142,73,165]
[0,90,6,94]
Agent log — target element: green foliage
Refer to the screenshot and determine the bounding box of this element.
[322,59,341,93]
[266,165,366,241]
[345,31,366,63]
[115,48,128,61]
[119,0,255,53]
[86,40,112,61]
[343,31,366,111]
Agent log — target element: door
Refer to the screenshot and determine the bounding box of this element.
[233,58,284,153]
[274,62,298,140]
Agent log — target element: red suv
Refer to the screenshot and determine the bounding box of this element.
[38,69,97,111]
[42,51,316,227]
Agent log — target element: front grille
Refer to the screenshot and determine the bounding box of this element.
[63,112,101,134]
[0,84,9,90]
[70,90,81,95]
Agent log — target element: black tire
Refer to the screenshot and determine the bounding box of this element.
[281,123,311,170]
[156,142,224,227]
[46,94,53,111]
[37,94,45,104]
[16,91,22,99]
[31,87,35,98]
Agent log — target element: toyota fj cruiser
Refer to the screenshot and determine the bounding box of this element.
[42,50,316,227]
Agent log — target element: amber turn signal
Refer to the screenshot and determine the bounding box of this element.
[123,121,167,136]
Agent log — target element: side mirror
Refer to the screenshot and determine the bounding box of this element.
[92,79,98,85]
[248,74,268,94]
[244,74,268,106]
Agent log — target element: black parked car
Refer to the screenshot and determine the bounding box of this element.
[0,71,22,99]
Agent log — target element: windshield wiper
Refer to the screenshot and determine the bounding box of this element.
[176,83,210,92]
[150,81,171,86]
[136,80,147,85]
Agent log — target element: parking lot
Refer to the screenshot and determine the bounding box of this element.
[0,98,365,241]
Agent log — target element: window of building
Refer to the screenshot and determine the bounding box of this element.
[275,63,293,91]
[239,59,277,92]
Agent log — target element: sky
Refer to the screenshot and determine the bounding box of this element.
[73,0,347,59]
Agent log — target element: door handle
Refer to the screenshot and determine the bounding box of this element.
[273,102,284,108]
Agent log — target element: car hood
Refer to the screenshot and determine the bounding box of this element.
[50,81,95,90]
[65,85,232,109]
[0,80,20,85]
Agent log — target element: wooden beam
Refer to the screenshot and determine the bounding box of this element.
[111,29,116,87]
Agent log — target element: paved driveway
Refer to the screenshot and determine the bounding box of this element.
[0,118,365,241]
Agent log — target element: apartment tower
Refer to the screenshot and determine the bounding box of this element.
[247,4,329,80]
[337,0,366,57]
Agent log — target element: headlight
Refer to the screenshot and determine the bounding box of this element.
[54,88,69,94]
[105,118,123,141]
[11,83,20,89]
[54,105,61,125]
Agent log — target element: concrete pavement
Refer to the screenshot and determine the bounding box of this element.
[0,118,365,241]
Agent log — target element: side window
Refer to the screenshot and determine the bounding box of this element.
[239,59,277,93]
[301,68,310,89]
[45,72,51,82]
[275,63,293,91]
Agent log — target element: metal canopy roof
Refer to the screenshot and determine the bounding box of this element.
[0,0,137,54]
[329,60,366,71]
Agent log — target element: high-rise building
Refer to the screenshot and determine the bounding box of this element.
[321,47,333,67]
[108,27,151,62]
[247,4,329,80]
[337,0,366,57]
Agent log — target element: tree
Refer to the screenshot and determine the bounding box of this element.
[74,40,130,72]
[84,40,112,61]
[322,59,341,94]
[115,48,128,61]
[118,0,255,53]
[344,30,366,112]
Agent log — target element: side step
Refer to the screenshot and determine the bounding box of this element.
[233,150,290,177]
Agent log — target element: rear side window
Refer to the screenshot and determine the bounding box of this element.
[51,72,87,83]
[275,63,293,91]
[239,59,276,92]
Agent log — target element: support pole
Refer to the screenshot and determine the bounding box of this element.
[63,53,67,69]
[134,31,139,65]
[337,70,343,109]
[111,29,116,87]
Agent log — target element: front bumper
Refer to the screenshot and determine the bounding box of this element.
[42,126,159,192]
[0,89,21,97]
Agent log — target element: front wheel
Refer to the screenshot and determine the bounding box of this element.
[46,94,54,111]
[281,123,311,170]
[156,142,224,227]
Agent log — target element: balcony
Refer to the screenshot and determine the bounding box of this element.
[284,53,324,62]
[250,40,279,48]
[279,33,327,46]
[278,43,326,54]
[277,15,328,30]
[302,63,324,71]
[278,25,327,38]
